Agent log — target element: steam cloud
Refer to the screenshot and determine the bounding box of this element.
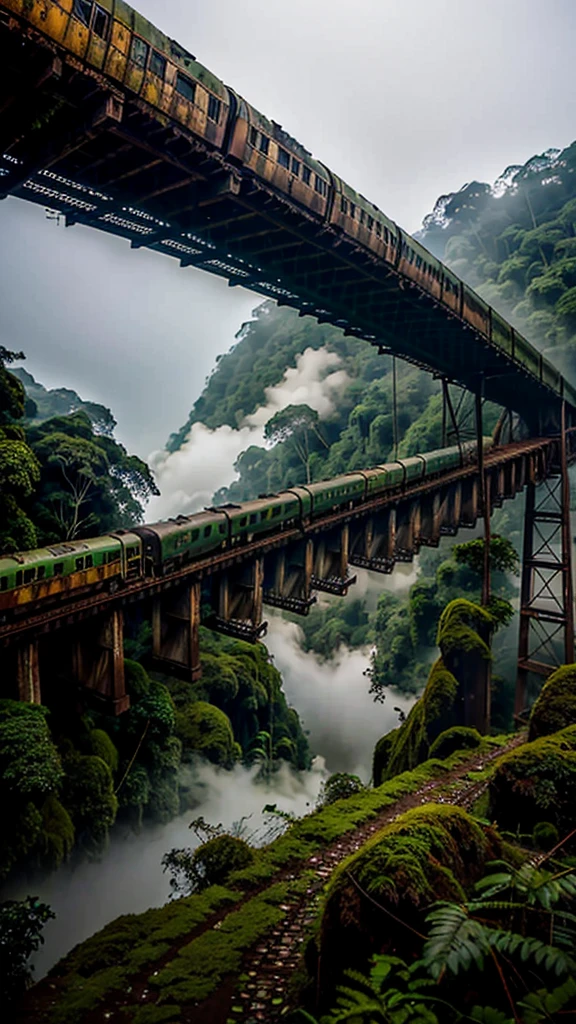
[148,347,349,519]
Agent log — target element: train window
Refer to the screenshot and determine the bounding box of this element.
[37,566,45,580]
[277,146,290,169]
[85,555,93,569]
[259,135,269,155]
[219,523,226,534]
[250,513,258,524]
[203,525,211,537]
[314,175,327,197]
[131,37,149,69]
[375,222,381,237]
[349,202,355,219]
[239,516,248,527]
[16,571,23,587]
[367,215,374,230]
[291,157,300,176]
[0,577,7,592]
[127,547,137,558]
[272,506,281,516]
[260,510,268,521]
[191,529,199,541]
[73,0,92,27]
[75,557,85,571]
[24,569,35,585]
[176,72,195,102]
[340,196,348,214]
[302,166,311,185]
[92,5,109,38]
[150,50,167,78]
[208,94,221,122]
[415,255,422,269]
[249,126,258,147]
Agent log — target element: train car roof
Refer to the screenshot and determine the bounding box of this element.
[0,534,122,571]
[99,0,227,97]
[240,101,328,174]
[135,510,228,539]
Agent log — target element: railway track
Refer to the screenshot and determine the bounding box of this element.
[191,733,526,1024]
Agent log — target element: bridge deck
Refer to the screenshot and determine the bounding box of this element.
[0,1,574,432]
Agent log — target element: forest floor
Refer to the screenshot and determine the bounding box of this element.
[20,732,525,1024]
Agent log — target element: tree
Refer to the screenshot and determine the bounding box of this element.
[265,404,328,484]
[0,350,40,554]
[453,535,520,577]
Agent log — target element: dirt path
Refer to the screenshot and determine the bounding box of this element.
[186,735,525,1024]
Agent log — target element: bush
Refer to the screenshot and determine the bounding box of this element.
[0,896,54,1007]
[429,726,482,761]
[489,726,576,833]
[163,835,254,896]
[318,773,365,807]
[62,753,118,857]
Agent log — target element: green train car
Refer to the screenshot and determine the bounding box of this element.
[0,439,491,612]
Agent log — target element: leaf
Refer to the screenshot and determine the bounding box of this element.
[469,1007,513,1024]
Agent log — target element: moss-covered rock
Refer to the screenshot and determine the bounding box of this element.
[489,725,576,832]
[319,804,501,994]
[376,659,459,781]
[429,725,482,760]
[529,664,576,740]
[175,701,237,766]
[372,727,400,787]
[187,835,254,891]
[532,820,559,851]
[62,753,118,858]
[40,793,75,868]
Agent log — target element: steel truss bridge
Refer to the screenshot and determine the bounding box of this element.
[0,2,575,727]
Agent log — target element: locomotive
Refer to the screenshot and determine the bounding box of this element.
[0,439,490,613]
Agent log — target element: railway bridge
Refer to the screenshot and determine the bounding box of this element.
[1,0,576,727]
[2,432,575,733]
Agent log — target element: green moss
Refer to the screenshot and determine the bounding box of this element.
[186,835,254,891]
[175,701,236,766]
[437,598,494,660]
[89,729,119,772]
[489,725,576,832]
[377,658,459,781]
[319,803,501,985]
[151,874,314,1006]
[40,793,75,869]
[372,728,400,787]
[429,726,482,760]
[61,752,117,858]
[529,664,576,740]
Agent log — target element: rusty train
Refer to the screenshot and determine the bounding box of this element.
[0,0,575,404]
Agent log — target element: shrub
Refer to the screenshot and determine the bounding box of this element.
[89,729,119,773]
[318,773,365,806]
[489,726,576,832]
[62,753,118,857]
[163,835,254,895]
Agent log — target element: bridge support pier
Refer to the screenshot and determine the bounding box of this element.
[312,525,356,595]
[349,509,396,573]
[152,581,201,681]
[16,638,41,704]
[395,500,421,561]
[263,539,315,614]
[210,558,267,642]
[516,408,574,714]
[72,608,129,714]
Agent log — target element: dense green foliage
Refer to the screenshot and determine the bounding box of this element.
[12,367,117,435]
[0,896,54,1007]
[419,143,576,372]
[0,351,158,552]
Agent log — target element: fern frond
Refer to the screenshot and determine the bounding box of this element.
[424,904,489,978]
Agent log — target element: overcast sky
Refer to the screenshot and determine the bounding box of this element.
[1,0,575,457]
